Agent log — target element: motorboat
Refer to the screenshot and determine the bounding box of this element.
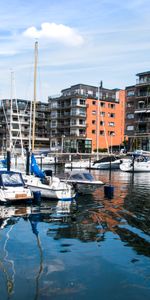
[90,156,121,170]
[0,170,34,203]
[120,155,150,172]
[60,170,104,194]
[24,174,76,200]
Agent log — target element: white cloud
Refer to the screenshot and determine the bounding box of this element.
[23,22,84,47]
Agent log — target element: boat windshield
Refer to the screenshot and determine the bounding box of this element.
[83,173,94,181]
[1,173,24,187]
[71,172,94,181]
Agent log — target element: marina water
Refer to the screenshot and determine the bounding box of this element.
[0,168,150,300]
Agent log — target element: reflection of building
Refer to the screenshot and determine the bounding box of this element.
[48,84,125,153]
[0,99,49,152]
[125,71,150,151]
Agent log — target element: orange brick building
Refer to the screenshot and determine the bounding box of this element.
[86,88,125,152]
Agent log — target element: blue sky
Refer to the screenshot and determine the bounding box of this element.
[0,0,150,101]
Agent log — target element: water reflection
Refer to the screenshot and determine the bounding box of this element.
[0,170,150,299]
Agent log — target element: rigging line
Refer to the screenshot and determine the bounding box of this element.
[98,83,109,154]
[2,100,10,133]
[37,48,44,102]
[13,74,24,158]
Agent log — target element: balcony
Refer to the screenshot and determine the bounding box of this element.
[136,78,150,86]
[135,107,150,113]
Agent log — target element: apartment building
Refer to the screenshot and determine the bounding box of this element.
[0,99,49,153]
[125,71,150,151]
[48,84,92,153]
[86,88,125,152]
[48,84,125,153]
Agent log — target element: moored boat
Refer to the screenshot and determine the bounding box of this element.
[24,174,76,200]
[60,170,104,194]
[90,156,121,170]
[0,170,34,203]
[23,154,76,200]
[120,156,150,172]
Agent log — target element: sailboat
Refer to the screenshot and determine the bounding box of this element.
[24,42,76,201]
[24,154,76,200]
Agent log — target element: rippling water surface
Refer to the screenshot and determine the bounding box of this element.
[1,169,150,300]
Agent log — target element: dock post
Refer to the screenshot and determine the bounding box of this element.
[54,156,57,174]
[7,150,11,171]
[26,149,30,175]
[104,155,114,199]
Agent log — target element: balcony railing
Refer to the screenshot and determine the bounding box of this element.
[136,79,150,85]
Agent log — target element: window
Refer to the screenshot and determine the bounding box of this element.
[127,113,134,119]
[100,130,104,135]
[108,113,115,118]
[109,122,115,126]
[127,102,134,108]
[52,141,56,147]
[92,110,96,114]
[92,130,96,134]
[79,99,85,105]
[108,131,115,136]
[92,101,96,105]
[71,119,76,125]
[51,130,56,135]
[127,90,135,96]
[79,108,86,116]
[51,120,57,127]
[108,103,115,109]
[100,102,105,107]
[100,112,105,117]
[79,119,85,125]
[92,120,96,124]
[71,108,78,115]
[127,125,134,131]
[100,121,105,126]
[71,98,77,105]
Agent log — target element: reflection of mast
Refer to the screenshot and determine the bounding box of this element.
[30,216,43,300]
[0,225,15,296]
[32,41,38,153]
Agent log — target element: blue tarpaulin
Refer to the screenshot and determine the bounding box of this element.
[30,154,45,179]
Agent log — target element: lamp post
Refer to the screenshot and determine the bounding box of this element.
[61,135,65,153]
[110,133,115,154]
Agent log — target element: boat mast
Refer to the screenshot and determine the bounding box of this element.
[9,71,13,151]
[96,83,100,160]
[32,41,38,153]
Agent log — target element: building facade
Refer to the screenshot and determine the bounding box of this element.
[86,88,125,152]
[0,98,49,153]
[48,84,92,153]
[125,71,150,151]
[49,84,125,153]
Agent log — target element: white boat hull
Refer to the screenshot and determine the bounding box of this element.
[0,186,33,203]
[65,160,90,169]
[120,160,150,172]
[91,160,121,170]
[24,175,76,200]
